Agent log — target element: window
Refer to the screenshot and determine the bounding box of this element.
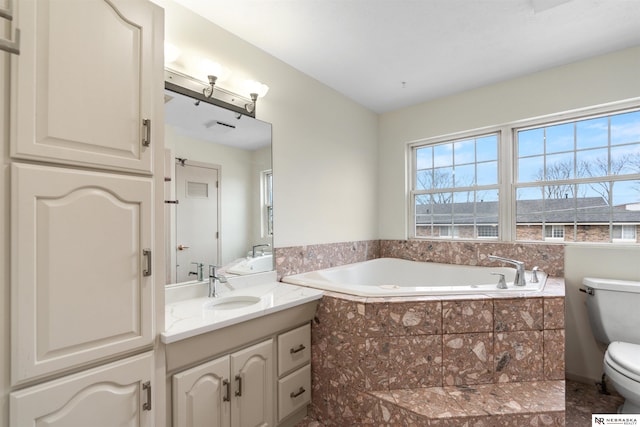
[613,224,637,242]
[438,226,459,238]
[411,133,499,240]
[408,104,640,244]
[515,109,640,243]
[261,170,273,236]
[544,225,565,240]
[477,225,499,238]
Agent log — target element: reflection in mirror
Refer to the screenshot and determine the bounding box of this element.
[164,86,273,286]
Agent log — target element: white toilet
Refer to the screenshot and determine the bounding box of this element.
[583,277,640,414]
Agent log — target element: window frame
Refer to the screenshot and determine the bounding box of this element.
[408,129,504,241]
[407,99,640,244]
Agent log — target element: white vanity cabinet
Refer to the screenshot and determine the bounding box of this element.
[10,352,155,427]
[173,339,275,427]
[10,0,158,174]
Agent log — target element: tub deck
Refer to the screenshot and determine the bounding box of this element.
[282,257,548,297]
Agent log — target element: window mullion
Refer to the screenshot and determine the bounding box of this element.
[500,126,514,241]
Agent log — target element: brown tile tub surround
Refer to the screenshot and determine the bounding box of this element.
[275,239,564,279]
[276,239,566,425]
[307,281,565,425]
[275,240,380,280]
[378,239,565,277]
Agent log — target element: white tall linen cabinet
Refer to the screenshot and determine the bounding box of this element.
[6,0,165,425]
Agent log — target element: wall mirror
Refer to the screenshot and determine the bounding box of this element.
[164,71,273,286]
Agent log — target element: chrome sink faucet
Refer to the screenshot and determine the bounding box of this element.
[488,255,526,287]
[252,243,270,258]
[208,265,228,298]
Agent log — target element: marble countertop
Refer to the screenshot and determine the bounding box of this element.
[162,282,324,344]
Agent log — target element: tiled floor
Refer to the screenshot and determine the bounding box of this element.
[565,379,624,427]
[297,379,624,426]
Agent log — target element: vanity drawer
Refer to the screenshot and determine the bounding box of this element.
[278,323,311,375]
[277,364,311,422]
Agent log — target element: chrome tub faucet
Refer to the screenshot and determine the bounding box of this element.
[488,255,526,287]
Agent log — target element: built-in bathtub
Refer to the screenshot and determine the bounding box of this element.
[280,257,566,425]
[282,257,547,297]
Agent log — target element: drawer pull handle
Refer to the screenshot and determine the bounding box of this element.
[223,379,230,402]
[142,249,152,277]
[290,344,306,354]
[290,387,306,398]
[142,381,151,411]
[142,118,151,147]
[235,375,242,397]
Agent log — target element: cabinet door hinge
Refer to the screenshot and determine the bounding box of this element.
[142,119,151,147]
[142,381,151,411]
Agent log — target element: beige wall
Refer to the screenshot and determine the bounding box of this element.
[153,0,380,248]
[378,46,640,381]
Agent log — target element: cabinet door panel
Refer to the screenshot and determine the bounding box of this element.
[11,0,158,173]
[10,352,154,427]
[231,339,274,427]
[12,163,153,384]
[173,356,231,427]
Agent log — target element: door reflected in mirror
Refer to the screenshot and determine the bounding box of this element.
[164,87,273,286]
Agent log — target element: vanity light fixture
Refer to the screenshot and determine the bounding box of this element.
[244,79,270,114]
[165,66,269,117]
[203,75,218,98]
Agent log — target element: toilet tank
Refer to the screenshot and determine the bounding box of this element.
[583,277,640,345]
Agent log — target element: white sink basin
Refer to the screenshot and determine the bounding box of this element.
[227,254,273,275]
[203,295,261,310]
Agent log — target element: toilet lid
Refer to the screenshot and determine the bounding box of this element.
[606,341,640,382]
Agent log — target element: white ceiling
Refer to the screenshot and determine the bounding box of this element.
[171,0,640,114]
